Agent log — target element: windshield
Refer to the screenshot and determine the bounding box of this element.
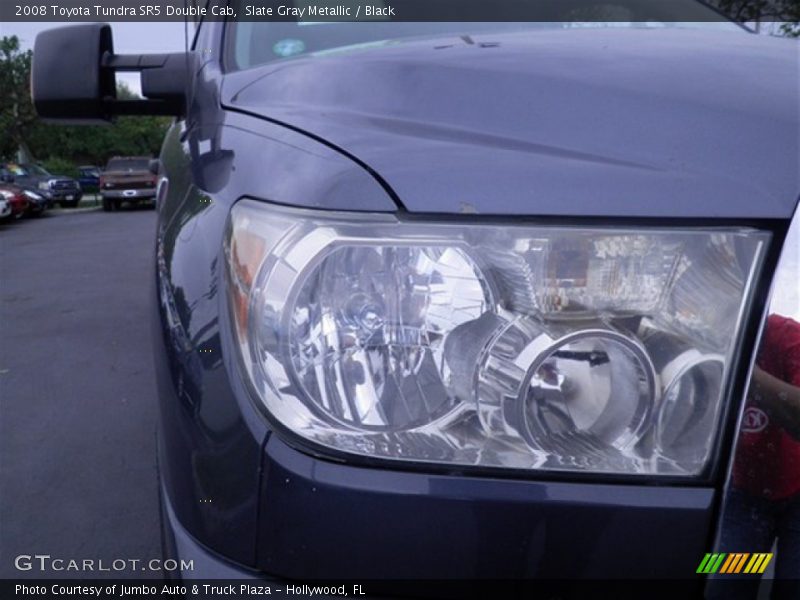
[105,158,150,171]
[228,0,741,70]
[3,164,28,177]
[20,164,51,177]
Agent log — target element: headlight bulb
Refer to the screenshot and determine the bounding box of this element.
[447,314,659,466]
[640,326,724,467]
[518,330,658,460]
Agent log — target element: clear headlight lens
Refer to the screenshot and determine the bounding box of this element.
[290,245,491,431]
[225,200,768,477]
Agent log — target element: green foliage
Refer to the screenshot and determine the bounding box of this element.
[25,106,171,167]
[39,157,79,180]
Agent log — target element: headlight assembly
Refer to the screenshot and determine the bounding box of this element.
[225,200,768,477]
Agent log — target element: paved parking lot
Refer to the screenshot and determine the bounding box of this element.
[0,208,161,578]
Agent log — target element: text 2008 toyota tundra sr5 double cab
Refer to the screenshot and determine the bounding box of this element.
[31,2,799,597]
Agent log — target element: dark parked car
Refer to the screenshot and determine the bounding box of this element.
[99,156,157,211]
[0,163,81,208]
[77,165,101,191]
[31,4,799,595]
[21,189,49,217]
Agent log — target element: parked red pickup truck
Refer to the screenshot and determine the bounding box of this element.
[99,156,157,211]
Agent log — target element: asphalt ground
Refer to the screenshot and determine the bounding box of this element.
[0,206,161,579]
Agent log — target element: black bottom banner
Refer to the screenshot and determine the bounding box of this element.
[6,578,798,600]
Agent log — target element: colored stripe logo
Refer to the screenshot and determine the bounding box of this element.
[697,553,772,574]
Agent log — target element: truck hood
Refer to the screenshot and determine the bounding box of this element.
[223,28,799,219]
[103,170,151,181]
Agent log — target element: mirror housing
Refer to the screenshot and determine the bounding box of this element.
[32,23,196,122]
[32,24,115,121]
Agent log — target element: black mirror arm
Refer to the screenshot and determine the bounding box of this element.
[102,52,174,71]
[101,51,196,116]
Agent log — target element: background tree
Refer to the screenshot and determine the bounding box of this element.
[0,36,36,160]
[711,0,800,35]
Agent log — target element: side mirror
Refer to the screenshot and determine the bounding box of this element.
[148,159,161,176]
[32,23,197,122]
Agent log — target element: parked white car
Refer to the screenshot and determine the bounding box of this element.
[0,197,12,220]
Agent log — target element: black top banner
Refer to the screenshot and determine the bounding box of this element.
[2,0,797,23]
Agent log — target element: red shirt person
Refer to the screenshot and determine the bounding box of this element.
[733,314,800,500]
